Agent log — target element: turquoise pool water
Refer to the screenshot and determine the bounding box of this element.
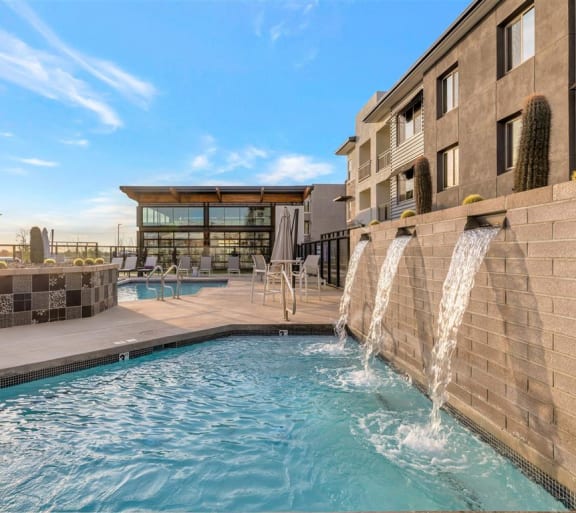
[0,335,566,512]
[117,280,226,302]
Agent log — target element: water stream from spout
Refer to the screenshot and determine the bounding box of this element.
[363,235,412,371]
[335,238,370,346]
[429,226,500,432]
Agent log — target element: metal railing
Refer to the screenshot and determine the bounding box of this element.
[377,149,391,171]
[298,230,350,288]
[0,243,138,263]
[358,160,372,181]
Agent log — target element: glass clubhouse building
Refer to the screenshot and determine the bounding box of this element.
[120,185,310,271]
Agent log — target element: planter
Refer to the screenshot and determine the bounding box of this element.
[0,264,118,328]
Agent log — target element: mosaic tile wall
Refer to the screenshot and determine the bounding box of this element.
[0,266,117,328]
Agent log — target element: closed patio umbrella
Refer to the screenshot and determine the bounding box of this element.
[271,207,294,262]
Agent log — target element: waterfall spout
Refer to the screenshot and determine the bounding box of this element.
[429,226,500,432]
[363,235,412,371]
[335,238,370,346]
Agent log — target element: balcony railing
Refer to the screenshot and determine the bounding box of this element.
[358,160,372,181]
[378,204,390,221]
[377,149,391,172]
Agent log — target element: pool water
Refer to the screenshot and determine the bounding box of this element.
[0,336,566,512]
[117,280,226,302]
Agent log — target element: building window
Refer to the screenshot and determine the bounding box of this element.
[304,220,310,236]
[503,116,523,171]
[440,69,459,115]
[440,146,460,190]
[397,97,422,145]
[303,200,310,213]
[397,169,414,202]
[505,6,535,72]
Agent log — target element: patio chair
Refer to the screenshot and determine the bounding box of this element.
[137,255,158,274]
[292,254,322,301]
[118,256,138,277]
[227,255,241,276]
[111,256,124,268]
[198,256,212,276]
[250,254,282,304]
[177,255,192,276]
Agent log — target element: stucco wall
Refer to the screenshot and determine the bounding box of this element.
[347,181,576,494]
[425,0,571,209]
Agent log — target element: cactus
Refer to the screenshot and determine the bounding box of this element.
[414,156,432,214]
[0,261,7,269]
[400,209,416,219]
[73,258,84,266]
[513,94,551,192]
[84,258,95,265]
[368,219,380,226]
[94,257,105,264]
[462,194,484,205]
[29,226,44,264]
[43,258,56,265]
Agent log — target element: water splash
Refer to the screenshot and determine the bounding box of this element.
[334,239,370,346]
[429,226,499,432]
[363,235,412,371]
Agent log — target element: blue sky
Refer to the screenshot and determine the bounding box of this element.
[0,0,469,245]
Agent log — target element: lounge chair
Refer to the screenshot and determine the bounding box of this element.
[111,256,124,267]
[118,256,138,277]
[198,256,212,276]
[292,254,322,301]
[227,255,241,276]
[177,255,192,276]
[137,255,157,274]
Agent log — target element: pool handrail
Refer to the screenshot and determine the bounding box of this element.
[162,264,180,299]
[280,269,296,321]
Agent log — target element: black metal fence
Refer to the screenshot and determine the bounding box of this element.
[0,243,138,263]
[297,229,350,288]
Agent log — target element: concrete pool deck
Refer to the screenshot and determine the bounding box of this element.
[0,276,342,380]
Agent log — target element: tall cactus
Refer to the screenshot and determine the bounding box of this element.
[29,226,44,264]
[513,94,551,192]
[414,156,432,214]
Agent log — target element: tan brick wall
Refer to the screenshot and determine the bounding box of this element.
[347,181,576,492]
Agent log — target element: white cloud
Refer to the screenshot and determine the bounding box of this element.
[0,1,156,128]
[0,31,123,128]
[15,157,59,167]
[190,154,210,170]
[0,131,13,137]
[217,145,269,174]
[4,0,156,106]
[253,0,319,42]
[60,138,89,147]
[258,154,332,184]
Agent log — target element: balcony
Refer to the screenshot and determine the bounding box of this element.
[378,203,390,221]
[358,160,372,182]
[377,149,391,172]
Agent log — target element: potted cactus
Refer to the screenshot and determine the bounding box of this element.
[414,156,432,214]
[514,94,551,192]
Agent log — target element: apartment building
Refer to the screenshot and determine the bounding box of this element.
[337,0,574,224]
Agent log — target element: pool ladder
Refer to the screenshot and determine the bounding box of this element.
[145,265,183,301]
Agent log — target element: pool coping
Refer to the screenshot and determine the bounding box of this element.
[0,323,335,388]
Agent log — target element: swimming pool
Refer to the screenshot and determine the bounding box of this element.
[0,335,566,512]
[117,280,226,302]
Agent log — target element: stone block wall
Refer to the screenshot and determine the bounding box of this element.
[347,181,576,493]
[0,264,118,328]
